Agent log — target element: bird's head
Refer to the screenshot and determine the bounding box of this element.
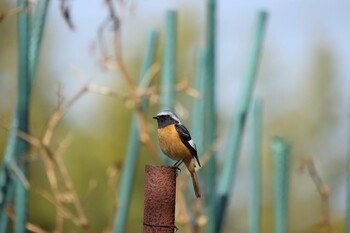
[153,111,181,128]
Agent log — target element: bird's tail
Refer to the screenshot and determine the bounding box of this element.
[190,171,201,198]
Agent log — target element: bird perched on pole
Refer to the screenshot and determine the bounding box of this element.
[153,111,201,198]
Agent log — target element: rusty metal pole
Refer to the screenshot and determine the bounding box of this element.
[143,165,177,233]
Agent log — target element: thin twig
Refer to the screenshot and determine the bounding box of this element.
[60,0,74,30]
[41,85,88,146]
[39,86,91,230]
[0,6,23,23]
[176,189,196,233]
[55,151,90,228]
[10,159,30,189]
[300,158,336,233]
[97,1,165,164]
[134,109,162,164]
[5,206,50,233]
[35,188,85,226]
[1,84,92,231]
[87,84,128,99]
[0,116,41,147]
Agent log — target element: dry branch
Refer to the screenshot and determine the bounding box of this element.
[300,158,336,233]
[60,0,74,30]
[0,6,23,23]
[5,206,50,233]
[41,85,88,147]
[0,83,92,231]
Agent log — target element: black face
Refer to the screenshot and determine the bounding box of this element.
[153,114,178,128]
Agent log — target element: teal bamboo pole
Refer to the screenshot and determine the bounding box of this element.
[183,49,206,227]
[203,0,216,233]
[0,181,14,233]
[191,50,206,156]
[113,30,158,233]
[0,0,50,231]
[347,122,350,232]
[29,0,50,78]
[249,100,262,233]
[205,0,217,232]
[0,118,19,233]
[345,95,350,233]
[272,137,290,233]
[347,91,350,233]
[160,10,177,165]
[216,11,268,233]
[14,0,31,231]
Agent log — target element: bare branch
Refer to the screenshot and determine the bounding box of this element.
[5,206,50,233]
[87,84,127,98]
[300,158,336,233]
[176,189,196,233]
[0,116,41,147]
[54,131,73,156]
[10,160,30,189]
[35,188,86,226]
[54,151,90,229]
[134,109,162,164]
[0,6,23,23]
[41,85,88,146]
[99,1,136,90]
[60,0,75,30]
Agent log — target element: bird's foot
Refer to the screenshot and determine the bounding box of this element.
[173,160,183,177]
[174,166,182,177]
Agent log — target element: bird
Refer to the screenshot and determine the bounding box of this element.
[153,111,201,198]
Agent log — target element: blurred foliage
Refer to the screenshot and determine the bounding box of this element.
[0,1,347,233]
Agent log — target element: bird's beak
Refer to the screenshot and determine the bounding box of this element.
[153,116,158,120]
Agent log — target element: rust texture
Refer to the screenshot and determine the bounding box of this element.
[143,165,177,233]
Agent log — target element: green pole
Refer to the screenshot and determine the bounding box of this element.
[29,0,50,79]
[272,137,290,233]
[113,30,158,233]
[347,129,350,233]
[13,0,31,232]
[345,153,350,233]
[191,50,206,155]
[160,10,177,165]
[249,100,262,233]
[160,10,176,110]
[0,181,14,233]
[181,49,207,227]
[204,1,217,232]
[0,117,18,232]
[0,0,50,231]
[216,11,268,233]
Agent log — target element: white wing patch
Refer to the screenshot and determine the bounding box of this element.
[172,115,181,124]
[188,139,196,150]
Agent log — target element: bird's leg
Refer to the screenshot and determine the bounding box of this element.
[173,160,183,176]
[173,160,183,168]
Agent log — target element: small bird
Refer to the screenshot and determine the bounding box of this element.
[153,111,201,198]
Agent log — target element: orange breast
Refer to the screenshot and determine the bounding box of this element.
[158,124,192,161]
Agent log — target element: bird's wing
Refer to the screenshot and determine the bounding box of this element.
[175,123,201,167]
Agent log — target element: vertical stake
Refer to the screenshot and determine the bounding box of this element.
[272,137,290,233]
[160,10,177,165]
[143,165,176,233]
[249,100,262,233]
[205,0,217,232]
[216,11,268,233]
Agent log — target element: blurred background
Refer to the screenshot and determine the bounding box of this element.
[0,0,350,232]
